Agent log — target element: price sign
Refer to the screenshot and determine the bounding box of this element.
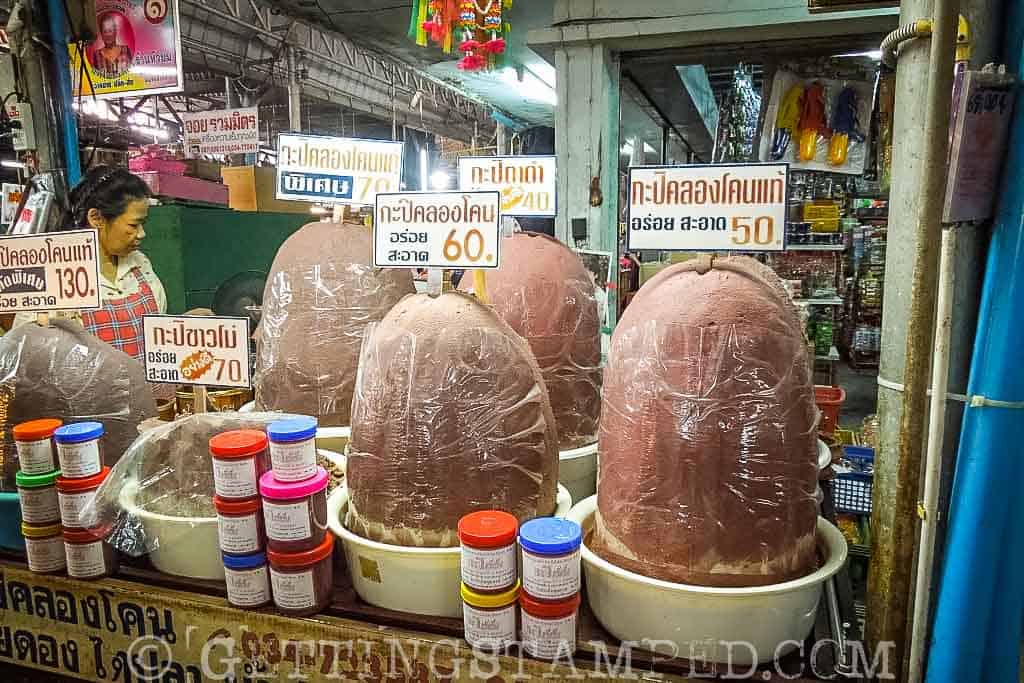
[0,229,100,313]
[457,155,557,217]
[142,315,251,388]
[627,163,788,252]
[373,191,502,269]
[277,134,404,206]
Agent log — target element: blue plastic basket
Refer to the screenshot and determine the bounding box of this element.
[834,446,875,515]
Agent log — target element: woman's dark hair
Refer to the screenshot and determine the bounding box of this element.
[68,165,152,228]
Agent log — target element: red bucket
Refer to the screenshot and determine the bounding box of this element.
[814,385,846,436]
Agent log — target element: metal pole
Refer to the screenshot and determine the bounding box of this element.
[867,0,958,676]
[44,0,80,186]
[287,46,301,132]
[496,122,506,155]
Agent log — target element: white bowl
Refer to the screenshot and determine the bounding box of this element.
[568,495,848,665]
[239,403,351,453]
[328,484,573,618]
[818,439,832,471]
[560,441,598,503]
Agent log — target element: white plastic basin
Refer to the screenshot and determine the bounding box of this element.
[568,495,848,666]
[560,441,598,502]
[239,402,351,453]
[328,484,573,618]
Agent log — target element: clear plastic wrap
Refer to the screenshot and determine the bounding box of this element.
[459,231,602,449]
[255,218,415,426]
[0,320,156,490]
[346,291,559,548]
[82,412,302,557]
[592,256,819,588]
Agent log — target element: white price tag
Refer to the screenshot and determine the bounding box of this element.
[627,163,789,253]
[0,229,101,313]
[457,155,557,217]
[142,315,251,388]
[373,191,502,269]
[276,134,404,206]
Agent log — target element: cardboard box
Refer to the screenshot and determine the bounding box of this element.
[185,159,224,183]
[221,166,313,214]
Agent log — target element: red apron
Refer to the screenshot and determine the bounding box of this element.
[80,267,159,361]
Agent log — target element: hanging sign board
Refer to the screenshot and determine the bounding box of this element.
[373,191,502,269]
[457,155,557,217]
[2,183,22,225]
[943,70,1017,223]
[276,134,404,206]
[69,0,185,99]
[181,107,259,158]
[627,163,788,252]
[0,230,100,313]
[142,314,251,388]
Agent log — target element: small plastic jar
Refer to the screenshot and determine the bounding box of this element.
[54,422,105,479]
[21,522,66,574]
[519,518,582,602]
[259,467,328,554]
[13,418,62,475]
[458,510,518,593]
[223,552,272,609]
[56,467,110,531]
[209,430,270,501]
[520,592,581,660]
[267,417,319,482]
[267,533,334,617]
[460,581,520,651]
[16,470,61,525]
[214,496,265,556]
[63,526,118,579]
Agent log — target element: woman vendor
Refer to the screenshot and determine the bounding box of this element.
[8,166,166,360]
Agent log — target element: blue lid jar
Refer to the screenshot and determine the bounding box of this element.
[518,518,582,556]
[267,417,318,444]
[53,422,104,444]
[222,551,267,570]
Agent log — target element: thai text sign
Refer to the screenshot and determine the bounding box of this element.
[276,134,404,206]
[374,191,502,269]
[628,163,788,252]
[457,155,557,217]
[142,314,251,388]
[69,0,184,99]
[0,230,100,313]
[181,107,259,158]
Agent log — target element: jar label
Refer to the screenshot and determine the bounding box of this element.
[522,611,578,660]
[269,439,317,482]
[56,440,102,479]
[25,536,66,573]
[19,487,59,524]
[522,548,581,601]
[58,490,98,529]
[460,544,516,591]
[263,500,311,542]
[66,540,106,578]
[218,512,261,554]
[462,603,516,650]
[17,440,56,475]
[225,566,271,607]
[270,568,316,610]
[212,457,258,499]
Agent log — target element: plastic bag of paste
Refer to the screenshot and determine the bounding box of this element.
[592,256,819,588]
[346,292,559,547]
[459,231,602,449]
[254,217,415,426]
[0,320,156,490]
[81,412,306,557]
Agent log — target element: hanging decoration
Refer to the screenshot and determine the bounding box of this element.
[408,0,511,72]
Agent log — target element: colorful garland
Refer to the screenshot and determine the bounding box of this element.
[409,0,511,71]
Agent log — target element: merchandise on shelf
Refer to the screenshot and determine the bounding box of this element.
[714,65,762,162]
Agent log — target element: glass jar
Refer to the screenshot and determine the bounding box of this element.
[519,518,582,602]
[458,510,518,594]
[209,430,270,501]
[64,526,118,579]
[54,422,105,479]
[214,496,265,556]
[223,552,272,609]
[520,591,581,660]
[267,534,334,617]
[13,419,62,475]
[21,522,66,574]
[268,417,319,482]
[56,467,110,530]
[259,467,328,554]
[16,470,61,525]
[460,581,520,650]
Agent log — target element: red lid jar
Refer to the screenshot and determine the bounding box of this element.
[56,467,110,530]
[267,533,334,617]
[63,525,118,580]
[519,592,582,660]
[214,496,266,556]
[458,510,518,594]
[259,467,329,554]
[209,430,270,501]
[13,418,62,475]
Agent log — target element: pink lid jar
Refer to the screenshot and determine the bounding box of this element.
[259,467,329,554]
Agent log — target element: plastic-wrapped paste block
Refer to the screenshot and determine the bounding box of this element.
[592,256,819,587]
[347,292,559,547]
[460,231,601,449]
[0,320,156,489]
[255,218,415,426]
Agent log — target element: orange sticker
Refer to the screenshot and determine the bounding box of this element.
[180,349,215,381]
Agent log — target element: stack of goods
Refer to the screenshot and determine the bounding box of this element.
[458,511,583,659]
[714,65,762,163]
[14,419,66,574]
